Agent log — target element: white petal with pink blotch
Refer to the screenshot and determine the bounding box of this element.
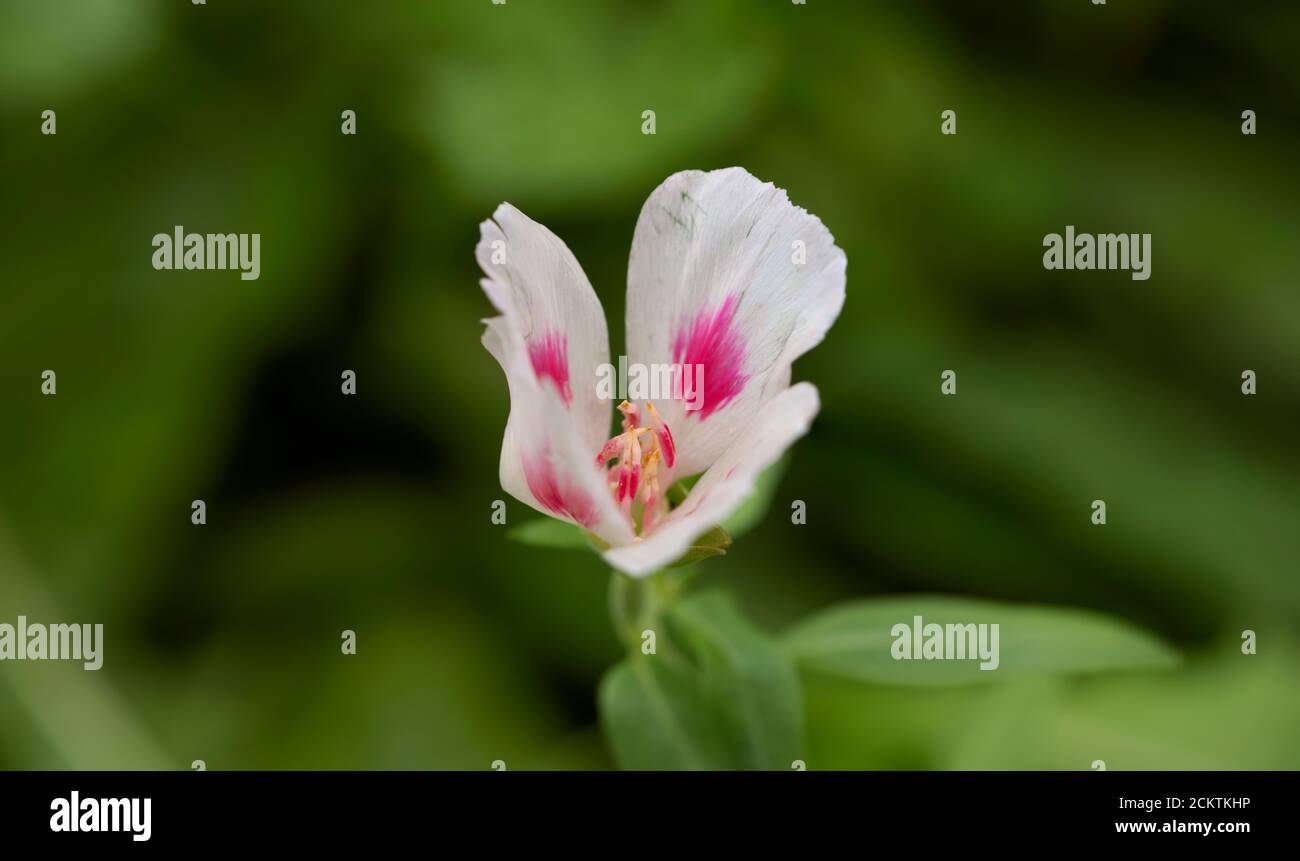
[624,168,846,480]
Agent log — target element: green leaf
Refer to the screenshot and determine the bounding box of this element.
[598,655,731,770]
[668,592,804,769]
[666,525,731,568]
[784,595,1178,686]
[505,518,589,550]
[599,591,803,770]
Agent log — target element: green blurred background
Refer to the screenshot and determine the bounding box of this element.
[1,0,1297,770]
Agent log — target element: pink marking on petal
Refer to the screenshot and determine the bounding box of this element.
[627,463,640,502]
[523,448,597,528]
[671,294,748,420]
[526,331,572,406]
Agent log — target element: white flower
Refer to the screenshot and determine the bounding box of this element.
[478,167,846,576]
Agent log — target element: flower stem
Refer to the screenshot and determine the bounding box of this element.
[607,569,673,652]
[607,570,636,651]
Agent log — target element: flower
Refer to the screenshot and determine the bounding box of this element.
[478,167,846,576]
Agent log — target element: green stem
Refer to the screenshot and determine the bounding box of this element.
[607,569,675,652]
[607,570,635,651]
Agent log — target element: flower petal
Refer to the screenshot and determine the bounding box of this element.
[479,205,633,546]
[479,203,614,450]
[625,168,846,479]
[603,382,820,576]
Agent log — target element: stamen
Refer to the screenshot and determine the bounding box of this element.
[597,400,672,535]
[616,465,631,505]
[627,463,640,504]
[595,437,622,468]
[642,487,659,533]
[644,401,676,469]
[618,400,640,432]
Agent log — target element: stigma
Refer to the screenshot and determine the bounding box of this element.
[595,400,676,534]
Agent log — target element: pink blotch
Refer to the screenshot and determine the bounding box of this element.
[527,331,572,406]
[672,294,748,420]
[523,448,598,528]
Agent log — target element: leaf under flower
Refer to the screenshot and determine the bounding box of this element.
[505,518,589,549]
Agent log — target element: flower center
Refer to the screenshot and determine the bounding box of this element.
[595,400,677,535]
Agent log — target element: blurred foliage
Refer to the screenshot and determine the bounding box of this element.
[0,0,1297,770]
